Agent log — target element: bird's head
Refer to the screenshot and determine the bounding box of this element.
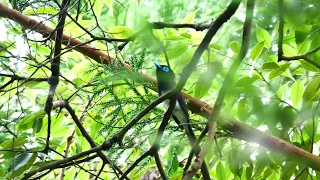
[154,63,175,83]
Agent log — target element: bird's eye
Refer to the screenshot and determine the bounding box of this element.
[162,67,169,72]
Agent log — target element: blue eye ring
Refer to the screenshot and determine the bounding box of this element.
[162,67,169,72]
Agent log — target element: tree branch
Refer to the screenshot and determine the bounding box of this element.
[154,151,167,180]
[281,46,320,69]
[277,0,284,62]
[43,0,70,151]
[183,0,247,178]
[152,22,211,31]
[2,1,320,175]
[0,73,48,90]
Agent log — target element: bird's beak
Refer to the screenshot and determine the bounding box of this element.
[154,62,162,69]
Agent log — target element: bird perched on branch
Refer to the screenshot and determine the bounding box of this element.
[155,63,195,139]
[154,63,210,179]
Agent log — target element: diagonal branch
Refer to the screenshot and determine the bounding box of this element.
[63,100,127,180]
[119,96,177,180]
[182,0,245,179]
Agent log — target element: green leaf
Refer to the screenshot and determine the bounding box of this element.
[24,7,58,15]
[179,9,199,33]
[180,32,191,39]
[78,164,90,180]
[316,171,320,180]
[262,62,280,70]
[281,161,296,179]
[281,68,295,81]
[181,9,199,24]
[310,32,320,60]
[209,43,222,50]
[256,25,271,49]
[32,116,43,134]
[64,61,90,82]
[291,80,304,106]
[203,49,216,62]
[250,41,264,61]
[280,106,296,132]
[0,137,28,149]
[194,61,222,98]
[246,166,253,180]
[304,118,318,139]
[24,89,38,104]
[268,55,278,62]
[153,29,166,40]
[292,67,305,75]
[105,0,114,16]
[216,162,226,180]
[64,167,77,179]
[276,83,288,99]
[166,29,180,37]
[238,98,248,121]
[90,117,103,138]
[300,60,319,72]
[17,110,46,132]
[230,41,241,54]
[109,26,135,39]
[269,64,290,80]
[91,0,103,18]
[0,170,6,177]
[228,150,241,177]
[189,31,205,45]
[254,158,266,177]
[297,38,310,54]
[164,36,187,41]
[166,43,189,59]
[8,153,37,178]
[263,168,273,179]
[296,169,308,180]
[167,145,179,175]
[295,25,312,44]
[303,76,320,101]
[283,44,297,56]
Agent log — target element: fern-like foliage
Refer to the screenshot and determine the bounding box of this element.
[86,52,159,145]
[85,52,201,169]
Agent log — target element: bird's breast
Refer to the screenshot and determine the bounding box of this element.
[162,98,188,125]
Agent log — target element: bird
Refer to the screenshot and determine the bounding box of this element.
[154,63,194,137]
[154,63,210,179]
